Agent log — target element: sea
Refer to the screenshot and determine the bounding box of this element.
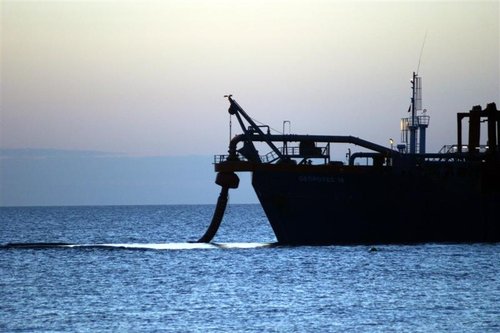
[1,204,498,332]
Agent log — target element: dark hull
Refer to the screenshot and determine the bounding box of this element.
[252,164,500,245]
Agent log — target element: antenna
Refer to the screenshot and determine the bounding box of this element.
[416,30,428,75]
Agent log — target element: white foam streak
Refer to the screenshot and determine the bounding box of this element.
[64,243,273,250]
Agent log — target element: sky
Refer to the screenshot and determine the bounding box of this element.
[0,0,499,206]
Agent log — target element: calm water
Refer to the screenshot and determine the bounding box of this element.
[1,204,498,332]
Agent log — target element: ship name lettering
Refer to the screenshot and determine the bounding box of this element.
[298,176,344,183]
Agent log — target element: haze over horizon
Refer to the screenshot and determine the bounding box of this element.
[1,1,499,206]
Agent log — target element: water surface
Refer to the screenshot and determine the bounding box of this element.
[1,205,498,332]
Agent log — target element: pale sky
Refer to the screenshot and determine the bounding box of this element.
[1,0,499,157]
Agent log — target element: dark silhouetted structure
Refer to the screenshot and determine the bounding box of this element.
[199,83,500,245]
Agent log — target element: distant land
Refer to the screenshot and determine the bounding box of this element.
[0,149,257,207]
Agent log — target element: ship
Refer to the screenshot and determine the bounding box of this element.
[198,73,500,245]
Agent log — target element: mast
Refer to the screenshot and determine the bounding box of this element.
[409,72,418,154]
[404,72,428,154]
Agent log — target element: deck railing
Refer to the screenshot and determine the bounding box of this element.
[214,144,330,165]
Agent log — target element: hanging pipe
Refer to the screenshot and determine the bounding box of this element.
[197,172,239,243]
[197,187,229,243]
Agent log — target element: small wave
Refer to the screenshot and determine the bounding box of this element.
[0,242,73,249]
